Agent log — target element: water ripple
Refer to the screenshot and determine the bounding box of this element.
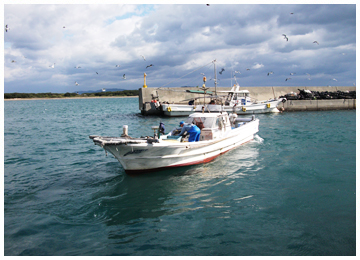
[4,100,356,256]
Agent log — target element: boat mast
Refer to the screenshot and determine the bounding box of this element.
[213,59,217,96]
[201,77,208,113]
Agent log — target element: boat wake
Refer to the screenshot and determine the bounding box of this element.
[252,134,264,144]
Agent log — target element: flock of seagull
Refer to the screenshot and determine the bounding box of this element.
[211,12,338,84]
[214,59,330,83]
[65,59,153,86]
[48,55,154,86]
[6,22,155,87]
[5,8,343,88]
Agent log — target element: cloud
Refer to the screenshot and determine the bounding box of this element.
[4,4,356,93]
[252,63,264,69]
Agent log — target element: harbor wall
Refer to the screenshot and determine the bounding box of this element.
[139,86,356,115]
[280,99,356,111]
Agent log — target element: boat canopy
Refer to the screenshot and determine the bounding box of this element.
[217,84,250,95]
[186,90,213,94]
[218,89,250,94]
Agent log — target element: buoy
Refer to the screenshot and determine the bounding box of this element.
[242,107,246,112]
[267,103,271,108]
[167,107,172,112]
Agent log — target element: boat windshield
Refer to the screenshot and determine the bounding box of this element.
[226,93,233,103]
[186,116,217,129]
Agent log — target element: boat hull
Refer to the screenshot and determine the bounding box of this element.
[162,99,284,117]
[95,119,259,174]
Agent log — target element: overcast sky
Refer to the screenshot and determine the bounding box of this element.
[3,2,357,93]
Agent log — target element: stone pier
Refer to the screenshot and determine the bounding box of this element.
[138,86,356,115]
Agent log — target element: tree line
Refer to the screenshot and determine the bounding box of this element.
[4,90,139,99]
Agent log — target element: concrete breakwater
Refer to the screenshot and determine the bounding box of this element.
[139,86,356,115]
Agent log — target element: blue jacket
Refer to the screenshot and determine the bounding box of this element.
[179,124,199,135]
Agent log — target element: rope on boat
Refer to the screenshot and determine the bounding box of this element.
[91,135,161,146]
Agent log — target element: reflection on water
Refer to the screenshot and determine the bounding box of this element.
[84,137,262,236]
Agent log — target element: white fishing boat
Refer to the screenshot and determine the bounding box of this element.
[90,112,259,174]
[161,84,286,117]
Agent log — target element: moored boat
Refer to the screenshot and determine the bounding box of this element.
[161,84,286,116]
[90,112,259,174]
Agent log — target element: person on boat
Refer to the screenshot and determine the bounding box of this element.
[178,121,200,142]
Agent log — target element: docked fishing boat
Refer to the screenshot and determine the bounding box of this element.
[161,84,286,117]
[89,112,259,174]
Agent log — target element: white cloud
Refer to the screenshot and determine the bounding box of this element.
[252,63,264,69]
[4,4,356,93]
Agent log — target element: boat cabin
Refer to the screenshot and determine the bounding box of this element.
[219,84,252,106]
[225,90,251,106]
[169,112,232,142]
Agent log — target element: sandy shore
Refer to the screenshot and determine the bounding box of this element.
[4,96,138,101]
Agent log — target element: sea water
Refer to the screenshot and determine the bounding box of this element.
[4,97,356,256]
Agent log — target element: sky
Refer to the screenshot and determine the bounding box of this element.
[3,1,357,93]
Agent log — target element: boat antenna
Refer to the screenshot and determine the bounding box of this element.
[201,77,209,113]
[213,59,217,96]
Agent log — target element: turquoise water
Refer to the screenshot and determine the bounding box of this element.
[4,97,356,256]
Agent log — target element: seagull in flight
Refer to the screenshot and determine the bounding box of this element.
[267,71,274,76]
[141,55,146,61]
[332,78,337,81]
[74,66,81,69]
[11,60,16,63]
[313,41,319,45]
[290,72,296,75]
[306,73,311,80]
[146,64,154,69]
[282,34,288,41]
[285,78,292,81]
[123,74,126,79]
[96,72,98,74]
[75,82,79,86]
[5,24,9,32]
[49,63,55,68]
[115,65,120,67]
[246,68,250,71]
[219,68,225,75]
